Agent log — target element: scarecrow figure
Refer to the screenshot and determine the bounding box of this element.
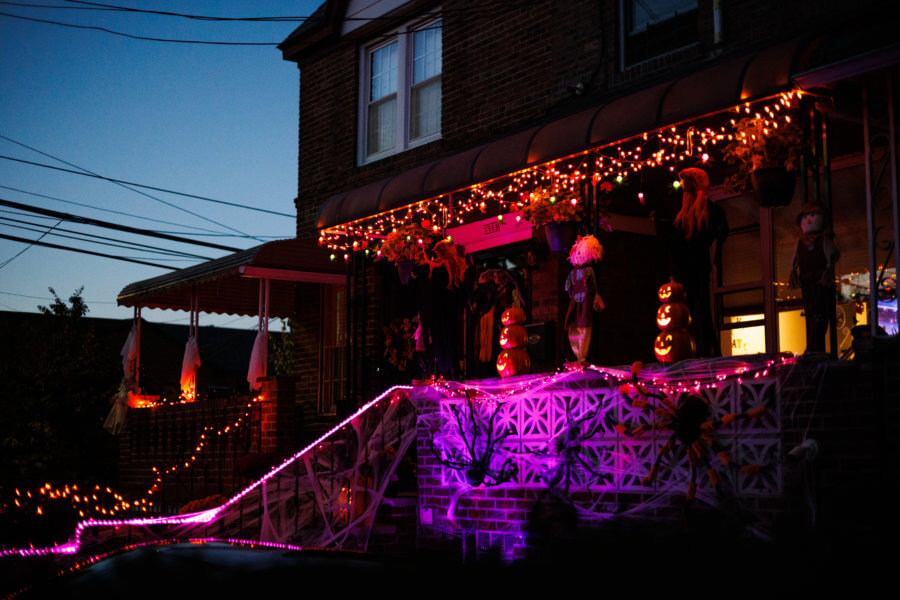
[564,235,605,362]
[790,202,839,353]
[658,167,728,357]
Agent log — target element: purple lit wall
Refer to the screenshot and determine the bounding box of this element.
[416,359,786,560]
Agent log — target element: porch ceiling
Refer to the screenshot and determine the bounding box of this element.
[317,38,815,230]
[116,238,345,318]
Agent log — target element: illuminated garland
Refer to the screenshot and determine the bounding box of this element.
[1,392,265,534]
[0,386,413,559]
[430,353,796,406]
[319,92,803,257]
[145,392,265,498]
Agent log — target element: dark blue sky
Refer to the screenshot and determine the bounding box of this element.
[1,1,322,328]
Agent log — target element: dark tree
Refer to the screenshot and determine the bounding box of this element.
[1,288,120,488]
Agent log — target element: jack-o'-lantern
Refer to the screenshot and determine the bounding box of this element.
[501,307,526,326]
[656,303,691,330]
[499,325,528,349]
[496,348,531,377]
[654,330,695,362]
[658,280,686,303]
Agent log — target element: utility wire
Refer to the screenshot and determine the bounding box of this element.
[0,184,247,238]
[0,213,214,260]
[0,220,207,261]
[0,217,61,269]
[0,9,279,44]
[0,134,269,241]
[0,198,242,252]
[0,135,291,225]
[0,289,116,304]
[0,232,177,269]
[0,156,294,219]
[1,1,529,44]
[60,0,530,23]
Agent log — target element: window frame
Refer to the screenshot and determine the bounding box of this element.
[358,15,442,165]
[619,0,699,69]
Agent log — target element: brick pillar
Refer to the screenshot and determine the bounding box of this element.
[259,376,297,457]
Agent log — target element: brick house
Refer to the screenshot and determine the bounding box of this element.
[271,0,900,557]
[278,0,898,410]
[103,0,899,552]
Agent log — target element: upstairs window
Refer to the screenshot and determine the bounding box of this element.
[622,0,698,67]
[360,18,442,164]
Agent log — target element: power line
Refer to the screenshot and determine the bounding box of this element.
[60,0,525,23]
[0,289,116,304]
[0,9,279,44]
[0,0,529,45]
[0,232,176,270]
[0,198,242,252]
[0,141,294,220]
[0,213,214,260]
[0,217,61,269]
[0,184,247,238]
[0,156,294,218]
[0,134,272,240]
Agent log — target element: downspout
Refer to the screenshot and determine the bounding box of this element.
[713,0,724,48]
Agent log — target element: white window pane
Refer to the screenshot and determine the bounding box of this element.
[413,22,441,84]
[370,42,397,101]
[410,78,440,140]
[368,96,397,154]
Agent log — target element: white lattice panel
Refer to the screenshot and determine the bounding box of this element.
[432,374,782,497]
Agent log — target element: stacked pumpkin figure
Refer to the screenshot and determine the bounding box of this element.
[496,307,531,377]
[654,280,696,363]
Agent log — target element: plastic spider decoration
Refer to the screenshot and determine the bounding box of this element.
[543,401,613,494]
[432,390,517,487]
[616,362,769,502]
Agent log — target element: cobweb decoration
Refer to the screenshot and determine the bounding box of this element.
[431,390,518,488]
[32,387,417,559]
[424,355,793,527]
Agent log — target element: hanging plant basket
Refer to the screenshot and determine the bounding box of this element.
[750,167,797,208]
[396,259,415,285]
[544,221,577,253]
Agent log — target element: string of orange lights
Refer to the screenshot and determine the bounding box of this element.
[318,92,804,258]
[2,392,264,525]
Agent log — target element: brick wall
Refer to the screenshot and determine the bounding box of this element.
[414,344,900,561]
[119,378,299,512]
[292,281,324,414]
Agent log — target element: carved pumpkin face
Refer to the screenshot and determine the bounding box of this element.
[496,348,531,377]
[499,325,528,349]
[501,307,527,326]
[658,281,686,303]
[656,303,691,330]
[654,330,696,362]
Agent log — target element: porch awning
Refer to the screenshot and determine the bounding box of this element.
[117,238,345,318]
[318,38,816,230]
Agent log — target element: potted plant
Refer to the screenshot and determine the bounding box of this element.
[722,114,803,207]
[379,221,429,283]
[521,187,582,252]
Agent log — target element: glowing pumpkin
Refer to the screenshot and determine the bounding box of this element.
[499,325,528,349]
[654,330,696,363]
[656,303,691,330]
[496,348,531,377]
[658,281,686,303]
[501,307,526,326]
